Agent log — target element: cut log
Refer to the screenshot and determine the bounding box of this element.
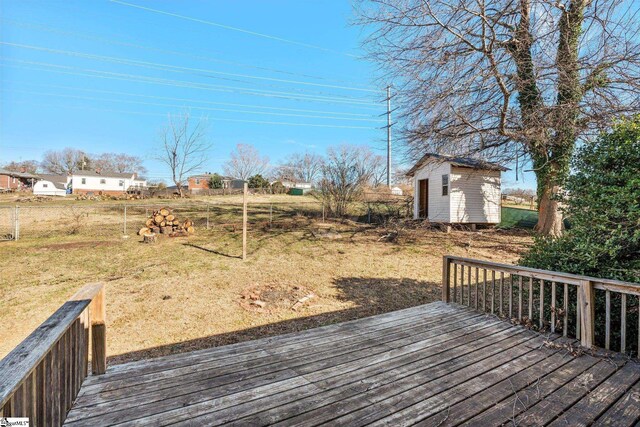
[145,219,154,227]
[143,233,157,244]
[160,221,166,227]
[154,214,164,224]
[166,214,175,221]
[138,227,150,236]
[186,226,195,234]
[159,208,170,216]
[184,219,193,228]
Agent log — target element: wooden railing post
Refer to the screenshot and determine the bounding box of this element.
[90,287,106,375]
[579,280,595,348]
[442,256,451,303]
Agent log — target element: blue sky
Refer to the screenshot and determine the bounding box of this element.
[0,0,535,189]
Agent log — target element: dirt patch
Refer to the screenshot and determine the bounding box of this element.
[38,241,119,251]
[239,283,315,313]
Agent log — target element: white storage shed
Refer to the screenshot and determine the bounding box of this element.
[406,154,508,225]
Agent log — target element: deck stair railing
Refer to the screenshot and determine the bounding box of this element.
[0,283,106,426]
[443,256,640,355]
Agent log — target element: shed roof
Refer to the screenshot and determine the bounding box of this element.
[406,153,509,177]
[37,174,68,184]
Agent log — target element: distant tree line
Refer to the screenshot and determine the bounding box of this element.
[2,148,147,177]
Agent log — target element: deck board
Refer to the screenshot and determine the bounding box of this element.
[64,302,640,426]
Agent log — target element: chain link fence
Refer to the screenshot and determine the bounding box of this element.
[0,196,413,241]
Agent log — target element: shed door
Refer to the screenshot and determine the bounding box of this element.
[418,179,428,218]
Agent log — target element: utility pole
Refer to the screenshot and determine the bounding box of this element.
[386,85,392,188]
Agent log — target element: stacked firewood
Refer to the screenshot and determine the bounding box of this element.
[138,207,195,237]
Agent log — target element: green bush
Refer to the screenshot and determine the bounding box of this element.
[521,116,640,353]
[521,116,640,283]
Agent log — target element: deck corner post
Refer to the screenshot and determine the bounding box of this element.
[442,256,451,303]
[579,280,595,348]
[90,286,107,375]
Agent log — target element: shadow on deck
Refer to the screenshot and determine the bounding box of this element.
[64,302,640,426]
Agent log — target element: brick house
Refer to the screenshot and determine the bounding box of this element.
[0,168,39,191]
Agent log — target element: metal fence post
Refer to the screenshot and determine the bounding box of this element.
[14,205,19,241]
[123,205,127,235]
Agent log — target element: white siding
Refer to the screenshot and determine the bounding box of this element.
[71,174,147,192]
[33,180,67,196]
[412,162,451,221]
[449,167,501,223]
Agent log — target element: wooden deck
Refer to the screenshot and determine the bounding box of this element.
[63,301,640,426]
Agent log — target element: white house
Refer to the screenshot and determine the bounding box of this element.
[70,171,147,195]
[33,174,70,197]
[406,153,508,225]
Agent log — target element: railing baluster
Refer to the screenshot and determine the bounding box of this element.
[509,274,513,319]
[576,291,581,340]
[605,290,611,350]
[551,282,556,333]
[475,267,479,309]
[528,277,533,320]
[453,263,458,304]
[621,293,627,353]
[467,266,471,307]
[482,269,487,312]
[539,280,545,329]
[491,270,496,314]
[460,265,465,305]
[498,272,503,316]
[563,283,568,337]
[518,276,523,320]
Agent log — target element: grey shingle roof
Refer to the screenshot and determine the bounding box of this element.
[73,171,136,179]
[406,153,509,177]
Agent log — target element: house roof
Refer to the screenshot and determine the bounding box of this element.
[0,168,41,179]
[406,153,509,177]
[37,174,68,184]
[73,170,135,179]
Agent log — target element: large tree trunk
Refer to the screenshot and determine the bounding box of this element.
[534,179,564,237]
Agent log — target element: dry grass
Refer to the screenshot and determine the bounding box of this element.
[0,216,533,365]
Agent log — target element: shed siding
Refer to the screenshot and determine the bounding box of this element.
[33,180,67,196]
[449,166,501,223]
[412,162,451,221]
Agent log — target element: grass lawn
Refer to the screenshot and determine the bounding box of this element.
[0,205,533,365]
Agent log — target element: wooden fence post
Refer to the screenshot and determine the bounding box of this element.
[90,287,106,375]
[579,280,595,348]
[442,256,451,303]
[242,182,248,261]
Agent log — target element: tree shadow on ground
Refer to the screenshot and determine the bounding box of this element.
[108,276,441,365]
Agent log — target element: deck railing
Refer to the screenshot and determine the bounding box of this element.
[443,256,640,355]
[0,283,106,426]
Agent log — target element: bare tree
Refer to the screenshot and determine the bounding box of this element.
[319,145,378,216]
[41,148,89,174]
[3,160,39,174]
[358,0,640,236]
[158,112,211,197]
[275,152,325,184]
[93,153,147,175]
[223,144,269,181]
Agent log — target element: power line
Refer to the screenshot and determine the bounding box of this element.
[11,100,379,129]
[0,41,378,93]
[1,18,373,88]
[3,89,385,122]
[10,82,378,117]
[109,0,359,58]
[1,58,382,107]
